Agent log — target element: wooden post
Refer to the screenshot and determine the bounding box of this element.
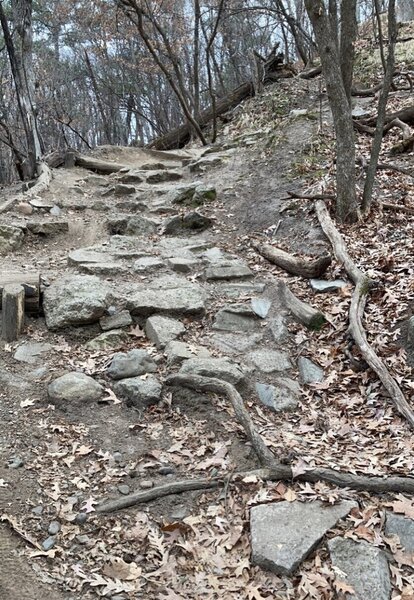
[2,284,25,342]
[0,272,40,314]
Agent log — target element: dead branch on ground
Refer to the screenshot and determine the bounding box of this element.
[315,200,414,429]
[253,241,331,278]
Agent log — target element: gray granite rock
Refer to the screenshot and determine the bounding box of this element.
[204,261,253,281]
[165,341,211,367]
[100,310,132,331]
[48,372,104,404]
[255,379,299,412]
[126,275,207,317]
[163,212,212,235]
[248,349,292,373]
[117,171,144,184]
[251,298,271,319]
[210,332,263,354]
[146,170,182,184]
[251,500,356,576]
[108,215,158,236]
[113,375,162,407]
[85,330,129,351]
[189,155,224,173]
[193,184,217,205]
[179,357,246,386]
[310,279,347,293]
[26,220,69,235]
[167,257,200,273]
[133,255,164,273]
[107,349,157,380]
[0,224,24,254]
[13,342,53,365]
[213,304,259,332]
[269,314,288,343]
[384,512,414,552]
[145,315,185,348]
[219,282,266,298]
[298,357,324,384]
[328,537,391,600]
[43,275,111,329]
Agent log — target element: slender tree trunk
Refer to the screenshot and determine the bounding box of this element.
[193,0,201,117]
[305,0,358,223]
[362,0,397,214]
[340,0,357,105]
[84,50,112,144]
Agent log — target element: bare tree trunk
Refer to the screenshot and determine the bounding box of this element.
[193,0,201,118]
[340,0,357,105]
[84,50,112,144]
[304,0,358,223]
[362,0,397,214]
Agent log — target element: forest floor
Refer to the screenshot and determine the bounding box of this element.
[0,70,414,600]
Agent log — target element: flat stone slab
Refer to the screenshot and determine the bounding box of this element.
[218,282,266,298]
[298,357,324,384]
[167,257,200,273]
[179,357,246,386]
[204,261,253,281]
[146,170,182,184]
[100,310,132,331]
[255,379,299,412]
[85,330,129,351]
[251,298,271,319]
[248,349,292,373]
[107,349,157,380]
[26,220,69,235]
[165,341,211,367]
[310,279,347,293]
[251,500,356,576]
[14,342,53,365]
[133,256,164,273]
[213,304,259,332]
[384,512,414,552]
[156,237,213,259]
[107,215,158,236]
[48,372,104,404]
[145,315,185,348]
[210,332,263,354]
[43,275,112,330]
[126,275,207,317]
[113,375,162,408]
[328,537,391,600]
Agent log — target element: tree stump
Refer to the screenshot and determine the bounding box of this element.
[0,272,40,314]
[2,284,25,342]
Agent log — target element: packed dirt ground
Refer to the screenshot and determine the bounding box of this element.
[0,69,414,600]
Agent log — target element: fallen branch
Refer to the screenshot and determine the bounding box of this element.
[280,280,326,330]
[281,190,335,201]
[298,65,322,79]
[389,133,414,155]
[75,154,128,174]
[382,202,414,215]
[315,200,414,429]
[357,155,414,178]
[253,241,331,278]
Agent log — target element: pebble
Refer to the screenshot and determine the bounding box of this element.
[76,534,91,545]
[48,520,61,535]
[32,505,44,516]
[74,512,88,525]
[112,452,123,463]
[42,536,56,551]
[50,205,62,216]
[17,202,33,215]
[140,480,154,489]
[158,466,175,475]
[8,457,24,469]
[118,484,131,495]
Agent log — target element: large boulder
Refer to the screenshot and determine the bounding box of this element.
[0,224,24,254]
[43,275,112,330]
[48,372,104,404]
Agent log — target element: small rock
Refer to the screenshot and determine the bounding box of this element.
[310,279,347,293]
[42,536,56,551]
[251,500,356,576]
[248,350,292,373]
[50,205,62,216]
[8,457,24,469]
[205,261,253,281]
[328,537,391,600]
[107,349,157,380]
[189,156,223,173]
[108,215,158,236]
[145,315,185,348]
[251,298,271,319]
[193,184,217,205]
[76,534,91,545]
[118,484,131,495]
[146,170,182,184]
[158,466,175,475]
[32,505,44,516]
[298,357,324,384]
[384,511,414,552]
[17,202,33,215]
[140,480,154,489]
[100,310,132,331]
[213,304,259,332]
[112,452,123,464]
[48,520,61,535]
[113,376,162,408]
[167,257,199,273]
[74,513,88,525]
[165,341,211,367]
[269,315,288,343]
[210,332,263,354]
[179,357,246,386]
[163,212,212,235]
[255,380,299,412]
[14,342,53,365]
[133,256,164,273]
[85,330,129,351]
[48,372,104,404]
[0,224,24,255]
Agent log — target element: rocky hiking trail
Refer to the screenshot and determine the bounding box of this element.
[1,78,414,599]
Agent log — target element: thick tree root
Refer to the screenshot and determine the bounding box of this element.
[315,200,414,429]
[97,374,414,513]
[0,161,52,213]
[281,281,326,330]
[253,241,331,278]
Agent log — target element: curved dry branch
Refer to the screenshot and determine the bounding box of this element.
[315,200,414,429]
[253,241,331,278]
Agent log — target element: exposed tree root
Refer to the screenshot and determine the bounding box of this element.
[96,374,414,513]
[382,202,414,215]
[315,200,414,429]
[253,241,331,278]
[0,161,52,213]
[281,280,326,330]
[390,133,414,155]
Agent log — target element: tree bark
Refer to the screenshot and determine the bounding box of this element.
[253,242,331,278]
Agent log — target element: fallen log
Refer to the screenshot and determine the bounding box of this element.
[253,241,331,278]
[389,133,414,155]
[0,272,40,314]
[361,104,414,127]
[75,154,128,174]
[315,200,414,429]
[281,280,326,330]
[299,65,322,79]
[147,82,254,150]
